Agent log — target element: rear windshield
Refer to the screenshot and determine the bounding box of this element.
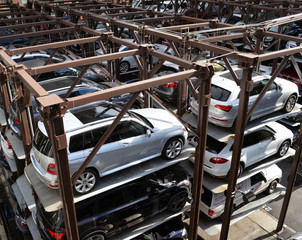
[38,200,64,230]
[206,135,227,154]
[201,186,212,207]
[33,128,53,157]
[211,84,231,101]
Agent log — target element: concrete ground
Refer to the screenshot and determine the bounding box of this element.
[196,208,296,240]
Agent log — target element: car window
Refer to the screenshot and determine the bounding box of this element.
[33,128,53,157]
[122,183,149,202]
[69,133,84,153]
[115,121,146,140]
[242,132,258,148]
[261,79,277,91]
[76,201,95,220]
[201,187,213,207]
[251,81,265,96]
[255,130,274,142]
[206,135,227,154]
[211,84,231,101]
[250,173,265,186]
[99,191,124,212]
[83,126,119,150]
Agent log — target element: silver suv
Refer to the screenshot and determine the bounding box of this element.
[31,102,188,194]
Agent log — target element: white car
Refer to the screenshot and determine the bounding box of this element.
[200,164,282,219]
[98,42,175,73]
[31,102,188,194]
[191,121,293,177]
[190,67,299,128]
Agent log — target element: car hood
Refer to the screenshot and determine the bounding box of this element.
[131,108,184,130]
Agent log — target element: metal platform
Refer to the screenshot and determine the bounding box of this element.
[5,129,25,160]
[24,146,195,212]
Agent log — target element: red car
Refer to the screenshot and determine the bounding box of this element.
[182,8,205,24]
[279,66,302,96]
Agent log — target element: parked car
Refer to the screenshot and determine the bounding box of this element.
[0,126,14,160]
[200,164,282,219]
[133,215,188,240]
[190,67,299,128]
[31,102,188,194]
[36,164,191,239]
[99,42,175,73]
[279,65,302,97]
[8,76,143,138]
[190,121,293,178]
[14,202,31,235]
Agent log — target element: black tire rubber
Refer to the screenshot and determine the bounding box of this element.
[167,192,188,213]
[83,232,105,240]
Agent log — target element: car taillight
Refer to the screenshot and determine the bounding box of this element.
[208,209,215,216]
[47,228,66,240]
[47,164,57,175]
[4,157,7,162]
[164,82,178,88]
[210,157,228,164]
[21,220,28,228]
[7,139,12,149]
[215,105,232,112]
[15,118,19,125]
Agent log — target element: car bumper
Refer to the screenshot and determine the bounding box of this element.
[30,150,58,189]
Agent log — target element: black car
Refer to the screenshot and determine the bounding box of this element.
[36,164,191,240]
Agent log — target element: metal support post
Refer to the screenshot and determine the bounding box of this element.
[219,64,254,240]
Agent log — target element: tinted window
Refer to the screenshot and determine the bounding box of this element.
[38,200,64,229]
[201,187,212,207]
[251,81,265,96]
[242,132,258,148]
[211,84,231,101]
[116,121,146,140]
[69,133,84,153]
[122,183,149,202]
[206,135,227,154]
[256,130,274,142]
[261,79,277,91]
[33,128,53,157]
[250,173,265,186]
[99,191,124,212]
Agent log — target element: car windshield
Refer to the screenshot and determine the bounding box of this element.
[206,135,227,154]
[33,128,53,157]
[219,69,263,80]
[211,84,231,101]
[38,200,64,229]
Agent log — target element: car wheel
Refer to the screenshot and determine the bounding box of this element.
[83,232,105,240]
[74,169,98,194]
[167,192,188,213]
[227,163,244,179]
[162,137,183,160]
[283,94,297,113]
[276,140,290,157]
[119,61,130,73]
[266,180,278,194]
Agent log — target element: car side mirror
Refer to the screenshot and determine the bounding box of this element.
[146,129,151,137]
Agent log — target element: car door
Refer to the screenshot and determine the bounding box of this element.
[68,133,85,174]
[256,129,277,158]
[115,121,160,165]
[82,126,123,175]
[241,132,262,167]
[249,80,268,118]
[249,172,266,195]
[261,80,282,112]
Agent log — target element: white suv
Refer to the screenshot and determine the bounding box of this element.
[31,102,188,194]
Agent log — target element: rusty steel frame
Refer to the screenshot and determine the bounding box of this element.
[1,2,302,240]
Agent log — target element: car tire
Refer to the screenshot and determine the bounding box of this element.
[227,163,244,179]
[83,232,105,240]
[167,192,188,213]
[283,94,297,113]
[162,137,183,160]
[276,140,290,157]
[266,179,278,194]
[74,169,98,195]
[119,61,130,73]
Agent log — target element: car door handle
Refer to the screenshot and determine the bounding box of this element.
[99,219,107,224]
[122,143,131,147]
